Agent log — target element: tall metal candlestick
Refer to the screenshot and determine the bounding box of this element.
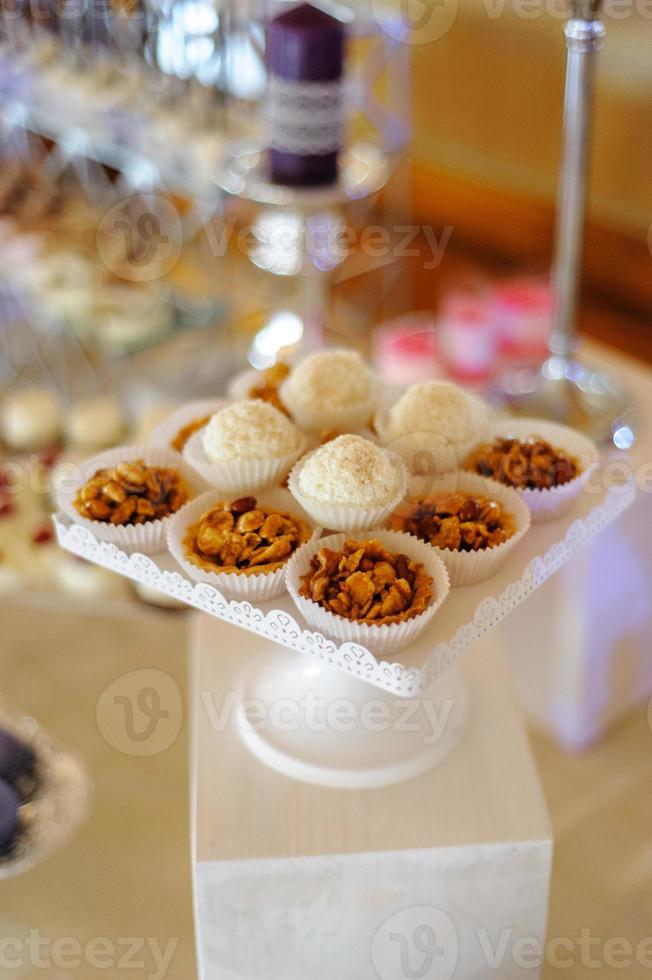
[504,0,632,447]
[550,0,603,360]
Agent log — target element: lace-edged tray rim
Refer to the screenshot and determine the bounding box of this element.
[53,481,634,696]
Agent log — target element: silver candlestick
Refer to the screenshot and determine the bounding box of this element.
[503,0,633,448]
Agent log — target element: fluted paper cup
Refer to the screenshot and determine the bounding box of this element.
[167,488,320,600]
[288,450,408,533]
[279,376,379,434]
[54,445,203,554]
[148,399,228,451]
[183,427,307,494]
[286,529,450,657]
[390,471,531,587]
[463,418,600,523]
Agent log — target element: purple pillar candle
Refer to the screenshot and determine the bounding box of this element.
[266,3,345,187]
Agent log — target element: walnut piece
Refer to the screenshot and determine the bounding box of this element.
[464,436,579,490]
[299,538,434,626]
[74,461,191,525]
[390,492,516,553]
[184,496,312,576]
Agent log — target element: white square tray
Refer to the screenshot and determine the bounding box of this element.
[54,476,634,696]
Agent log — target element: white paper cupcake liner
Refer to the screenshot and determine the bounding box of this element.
[148,399,228,451]
[374,391,490,476]
[54,445,204,555]
[286,529,450,657]
[166,487,321,601]
[463,418,600,524]
[183,427,307,494]
[390,471,531,587]
[287,450,408,533]
[279,376,378,433]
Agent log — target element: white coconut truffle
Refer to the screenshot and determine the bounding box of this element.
[298,434,399,507]
[285,349,373,412]
[1,386,63,451]
[66,396,126,450]
[388,382,483,445]
[202,400,301,461]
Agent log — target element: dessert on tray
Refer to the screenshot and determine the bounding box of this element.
[55,446,200,553]
[298,537,434,626]
[56,347,606,655]
[168,488,317,600]
[375,380,489,474]
[279,349,378,432]
[388,472,531,585]
[73,460,190,526]
[288,434,407,532]
[286,528,451,656]
[183,495,313,577]
[391,489,516,551]
[463,418,599,522]
[183,399,306,493]
[465,436,577,490]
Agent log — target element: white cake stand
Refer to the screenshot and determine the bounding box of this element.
[54,471,634,788]
[234,643,469,789]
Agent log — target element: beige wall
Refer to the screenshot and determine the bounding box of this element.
[409,1,652,233]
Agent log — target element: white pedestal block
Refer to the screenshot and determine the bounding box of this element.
[504,342,652,749]
[191,615,552,980]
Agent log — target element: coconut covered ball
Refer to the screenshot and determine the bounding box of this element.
[298,434,399,507]
[281,350,377,430]
[202,400,302,462]
[388,382,484,446]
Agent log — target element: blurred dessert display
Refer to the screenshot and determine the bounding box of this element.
[0,394,190,606]
[0,452,67,596]
[0,15,230,197]
[0,151,223,358]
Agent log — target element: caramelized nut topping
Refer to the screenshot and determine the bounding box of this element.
[247,362,291,415]
[390,492,516,553]
[465,437,579,490]
[74,461,191,525]
[183,496,312,576]
[171,415,210,452]
[299,538,434,626]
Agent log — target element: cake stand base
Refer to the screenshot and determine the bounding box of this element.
[500,355,633,448]
[235,643,469,789]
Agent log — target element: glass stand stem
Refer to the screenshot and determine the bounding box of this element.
[550,11,604,359]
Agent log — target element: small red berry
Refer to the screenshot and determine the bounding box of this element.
[0,499,15,518]
[32,524,54,545]
[40,445,62,470]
